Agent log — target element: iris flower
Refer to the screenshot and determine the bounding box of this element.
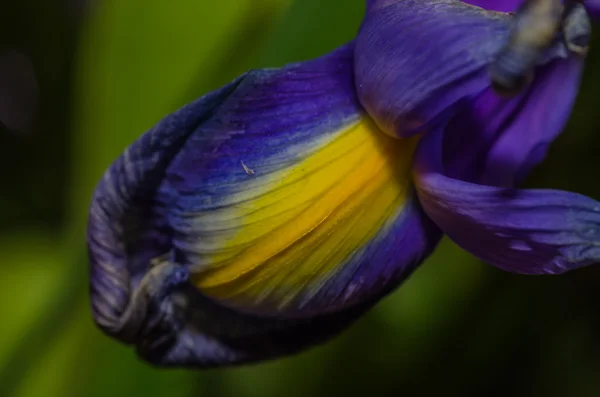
[88,0,600,367]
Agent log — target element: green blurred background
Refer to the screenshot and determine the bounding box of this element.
[2,0,600,396]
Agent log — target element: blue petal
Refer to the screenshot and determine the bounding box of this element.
[87,43,441,366]
[442,57,582,186]
[138,284,378,368]
[414,128,600,275]
[163,44,440,317]
[355,0,575,140]
[356,0,512,138]
[88,76,244,337]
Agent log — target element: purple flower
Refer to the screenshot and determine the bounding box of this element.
[87,0,598,367]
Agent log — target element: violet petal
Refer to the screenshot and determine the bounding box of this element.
[415,128,600,275]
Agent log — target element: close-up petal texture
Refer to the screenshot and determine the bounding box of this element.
[87,0,599,367]
[414,127,600,275]
[357,0,512,138]
[165,45,440,317]
[442,58,582,186]
[89,44,440,366]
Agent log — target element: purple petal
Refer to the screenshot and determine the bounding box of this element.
[88,43,441,367]
[139,285,377,368]
[356,0,514,138]
[365,0,404,11]
[88,75,244,337]
[462,0,524,12]
[355,0,578,141]
[414,128,600,275]
[164,44,440,317]
[442,57,583,186]
[585,0,600,19]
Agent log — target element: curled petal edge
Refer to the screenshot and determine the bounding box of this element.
[414,128,600,275]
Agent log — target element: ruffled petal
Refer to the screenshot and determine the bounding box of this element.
[88,76,244,339]
[359,0,585,188]
[442,57,583,186]
[138,283,378,368]
[164,44,440,317]
[356,0,512,138]
[355,0,578,141]
[414,128,600,275]
[87,43,441,366]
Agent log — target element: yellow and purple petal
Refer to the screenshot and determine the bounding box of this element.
[88,0,596,367]
[360,0,598,275]
[164,47,439,317]
[88,43,440,366]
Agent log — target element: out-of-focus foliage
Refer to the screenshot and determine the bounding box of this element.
[1,1,600,396]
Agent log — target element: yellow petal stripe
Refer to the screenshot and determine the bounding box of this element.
[191,116,416,312]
